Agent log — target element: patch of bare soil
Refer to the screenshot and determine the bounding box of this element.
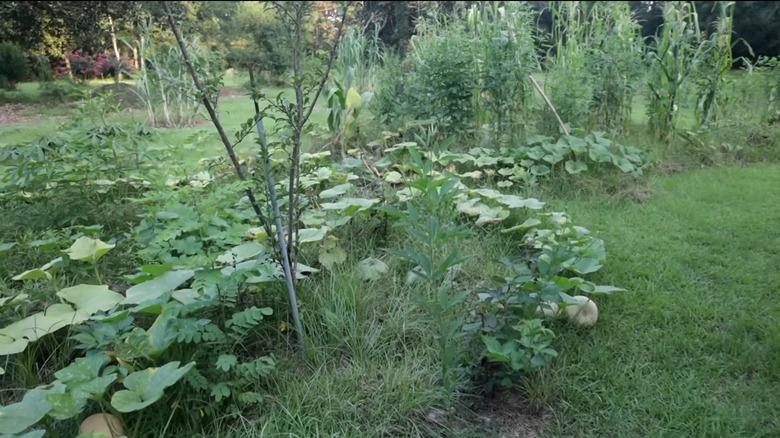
[0,103,59,125]
[471,389,551,438]
[420,388,551,437]
[92,83,144,108]
[219,86,246,98]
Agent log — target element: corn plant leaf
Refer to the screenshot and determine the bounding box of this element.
[346,87,362,110]
[110,361,195,413]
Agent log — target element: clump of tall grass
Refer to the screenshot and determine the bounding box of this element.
[336,25,384,92]
[468,2,539,143]
[541,1,644,135]
[542,1,593,134]
[133,20,222,128]
[588,2,645,133]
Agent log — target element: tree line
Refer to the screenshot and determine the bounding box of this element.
[0,1,777,72]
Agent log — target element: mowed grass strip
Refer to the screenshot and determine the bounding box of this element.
[541,165,780,437]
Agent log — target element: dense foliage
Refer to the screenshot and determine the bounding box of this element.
[0,42,30,90]
[1,1,779,437]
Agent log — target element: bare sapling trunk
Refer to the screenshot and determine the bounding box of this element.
[286,1,350,282]
[108,14,122,83]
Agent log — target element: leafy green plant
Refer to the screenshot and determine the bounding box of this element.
[587,2,645,133]
[465,211,624,390]
[381,152,472,404]
[0,232,283,435]
[468,2,538,142]
[406,15,478,134]
[542,1,594,133]
[325,72,373,154]
[0,42,30,90]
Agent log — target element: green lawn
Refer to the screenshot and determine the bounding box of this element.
[540,164,780,437]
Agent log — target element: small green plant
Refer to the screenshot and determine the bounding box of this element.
[466,212,624,390]
[0,42,30,90]
[382,149,472,405]
[325,71,373,154]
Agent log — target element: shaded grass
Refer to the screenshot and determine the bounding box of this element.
[538,165,780,437]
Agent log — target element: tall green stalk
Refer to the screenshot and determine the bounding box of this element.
[647,1,712,142]
[695,1,736,128]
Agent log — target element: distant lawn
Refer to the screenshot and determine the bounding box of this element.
[0,76,332,166]
[539,164,780,437]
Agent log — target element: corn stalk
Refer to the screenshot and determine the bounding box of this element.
[694,1,737,128]
[647,1,712,142]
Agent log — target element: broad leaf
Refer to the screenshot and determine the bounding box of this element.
[0,334,28,355]
[0,242,16,255]
[357,258,389,281]
[495,195,545,210]
[12,268,51,281]
[0,382,65,434]
[564,160,588,175]
[298,227,329,244]
[123,270,194,306]
[319,183,352,199]
[384,171,403,183]
[64,237,115,263]
[319,237,347,270]
[56,284,123,315]
[501,218,542,233]
[47,354,116,419]
[216,242,265,265]
[110,361,195,413]
[0,304,85,343]
[320,198,378,215]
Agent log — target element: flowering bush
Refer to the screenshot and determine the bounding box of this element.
[56,50,135,81]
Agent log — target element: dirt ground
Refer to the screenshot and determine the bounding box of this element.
[0,103,57,125]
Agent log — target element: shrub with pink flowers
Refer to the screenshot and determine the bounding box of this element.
[55,49,135,81]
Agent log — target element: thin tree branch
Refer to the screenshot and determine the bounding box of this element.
[529,75,570,136]
[301,1,351,127]
[162,1,272,239]
[285,1,352,278]
[253,98,304,348]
